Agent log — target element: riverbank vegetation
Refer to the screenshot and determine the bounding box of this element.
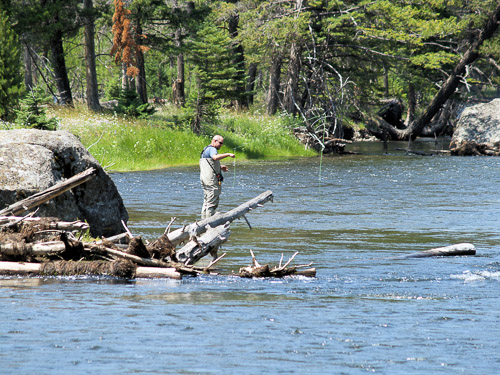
[50,104,316,171]
[0,1,499,155]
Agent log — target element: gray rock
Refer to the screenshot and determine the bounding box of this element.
[0,129,128,237]
[450,99,500,156]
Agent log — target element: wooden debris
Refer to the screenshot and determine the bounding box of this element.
[0,260,164,279]
[239,250,316,278]
[175,222,230,265]
[0,189,314,280]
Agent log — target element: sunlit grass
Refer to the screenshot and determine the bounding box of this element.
[49,104,317,171]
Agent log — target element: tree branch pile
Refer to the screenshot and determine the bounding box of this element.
[0,183,316,280]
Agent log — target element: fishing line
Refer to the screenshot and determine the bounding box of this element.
[231,144,247,189]
[233,147,236,188]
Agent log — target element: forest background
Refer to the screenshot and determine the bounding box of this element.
[0,0,499,171]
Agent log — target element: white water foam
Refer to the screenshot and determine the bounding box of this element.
[450,270,500,282]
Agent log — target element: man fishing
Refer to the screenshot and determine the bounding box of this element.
[200,135,235,219]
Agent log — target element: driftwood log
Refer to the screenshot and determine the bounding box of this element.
[0,216,90,231]
[0,260,181,279]
[176,222,230,265]
[399,243,476,258]
[0,167,97,216]
[0,240,66,256]
[166,190,273,246]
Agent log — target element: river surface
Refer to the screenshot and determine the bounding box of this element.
[2,140,500,374]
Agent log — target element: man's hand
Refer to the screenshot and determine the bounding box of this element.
[221,165,229,172]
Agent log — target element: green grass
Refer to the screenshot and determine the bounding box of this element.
[47,104,317,172]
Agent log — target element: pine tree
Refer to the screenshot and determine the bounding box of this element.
[0,9,23,121]
[14,86,58,130]
[188,19,246,133]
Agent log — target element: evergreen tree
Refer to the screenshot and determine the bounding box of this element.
[0,8,23,121]
[116,88,155,119]
[187,19,246,133]
[14,86,58,130]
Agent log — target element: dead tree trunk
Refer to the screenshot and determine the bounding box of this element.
[0,168,97,216]
[245,63,257,108]
[0,261,181,279]
[267,52,282,116]
[166,190,273,246]
[228,12,246,110]
[175,222,230,265]
[0,217,89,231]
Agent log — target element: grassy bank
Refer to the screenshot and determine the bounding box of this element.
[50,105,317,171]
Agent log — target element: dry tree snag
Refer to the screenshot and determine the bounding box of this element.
[166,190,273,246]
[0,241,66,257]
[176,222,230,265]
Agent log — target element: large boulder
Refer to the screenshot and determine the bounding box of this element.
[0,129,128,237]
[450,99,500,156]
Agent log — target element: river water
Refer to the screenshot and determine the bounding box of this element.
[2,140,500,374]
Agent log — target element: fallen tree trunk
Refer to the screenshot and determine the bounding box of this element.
[175,222,231,265]
[0,216,90,231]
[0,167,97,216]
[0,240,66,256]
[167,190,273,246]
[0,260,181,279]
[0,261,41,274]
[401,243,476,258]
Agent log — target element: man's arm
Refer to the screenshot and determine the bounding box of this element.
[212,153,235,161]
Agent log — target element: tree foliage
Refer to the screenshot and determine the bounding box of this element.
[14,86,58,130]
[110,0,149,77]
[0,8,23,121]
[0,0,498,138]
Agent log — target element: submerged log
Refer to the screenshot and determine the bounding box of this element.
[401,243,476,258]
[0,167,97,216]
[167,190,273,246]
